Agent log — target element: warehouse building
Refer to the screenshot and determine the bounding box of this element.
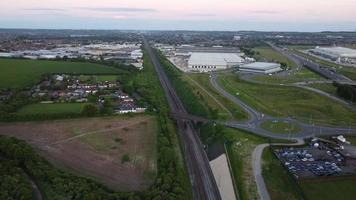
[188,52,244,72]
[239,62,282,74]
[309,47,356,64]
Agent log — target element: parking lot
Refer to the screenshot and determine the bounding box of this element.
[275,139,356,179]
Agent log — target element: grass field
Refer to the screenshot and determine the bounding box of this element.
[0,115,157,191]
[78,75,119,83]
[253,68,323,84]
[262,149,304,200]
[252,46,296,68]
[0,58,123,89]
[218,74,356,126]
[16,103,84,115]
[300,180,356,200]
[309,83,337,96]
[346,136,356,145]
[183,73,248,120]
[260,120,301,134]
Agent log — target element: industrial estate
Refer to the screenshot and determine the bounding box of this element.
[1,29,356,200]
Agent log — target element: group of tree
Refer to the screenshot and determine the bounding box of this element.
[334,82,356,102]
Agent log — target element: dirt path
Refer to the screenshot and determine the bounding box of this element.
[50,119,147,145]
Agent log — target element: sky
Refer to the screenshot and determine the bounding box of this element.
[0,0,356,31]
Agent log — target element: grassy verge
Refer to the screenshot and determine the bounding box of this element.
[218,74,356,126]
[225,129,267,200]
[156,51,213,119]
[183,73,248,120]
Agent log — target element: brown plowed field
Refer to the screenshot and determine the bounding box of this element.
[0,116,157,191]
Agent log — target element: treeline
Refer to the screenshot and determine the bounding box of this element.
[156,51,213,118]
[334,82,356,102]
[199,123,237,145]
[0,158,34,200]
[132,50,192,199]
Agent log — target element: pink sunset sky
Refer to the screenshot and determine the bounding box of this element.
[1,0,356,31]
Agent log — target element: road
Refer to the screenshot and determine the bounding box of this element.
[210,74,356,140]
[252,139,305,200]
[268,42,356,85]
[144,39,221,200]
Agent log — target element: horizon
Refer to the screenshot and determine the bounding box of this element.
[1,0,356,32]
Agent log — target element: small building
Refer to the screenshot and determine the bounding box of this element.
[239,62,282,74]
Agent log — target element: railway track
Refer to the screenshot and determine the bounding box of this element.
[144,38,221,200]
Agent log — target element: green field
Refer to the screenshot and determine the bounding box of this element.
[346,136,356,145]
[183,73,248,120]
[78,75,119,83]
[300,180,356,200]
[252,46,296,68]
[260,120,301,134]
[309,83,337,96]
[218,74,356,126]
[16,103,84,115]
[253,68,323,84]
[0,58,122,89]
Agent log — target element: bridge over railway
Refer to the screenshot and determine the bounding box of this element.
[144,39,221,200]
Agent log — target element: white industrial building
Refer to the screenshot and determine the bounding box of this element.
[239,62,282,74]
[309,47,356,64]
[188,52,244,72]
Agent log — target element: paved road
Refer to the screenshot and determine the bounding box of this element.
[144,39,221,200]
[268,42,356,85]
[238,73,356,111]
[252,144,271,200]
[210,74,356,140]
[252,139,305,200]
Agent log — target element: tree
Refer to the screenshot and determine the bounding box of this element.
[80,104,99,117]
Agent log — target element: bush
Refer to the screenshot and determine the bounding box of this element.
[121,154,130,163]
[80,103,99,117]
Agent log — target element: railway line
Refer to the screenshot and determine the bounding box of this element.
[144,38,221,200]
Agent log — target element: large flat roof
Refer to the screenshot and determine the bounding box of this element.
[240,62,281,70]
[312,47,356,58]
[188,52,244,66]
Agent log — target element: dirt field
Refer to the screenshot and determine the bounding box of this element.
[0,115,157,191]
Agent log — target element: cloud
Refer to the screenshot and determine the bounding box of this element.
[188,13,216,17]
[250,10,284,15]
[77,7,158,13]
[23,8,66,12]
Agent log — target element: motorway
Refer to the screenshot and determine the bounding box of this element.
[144,39,221,200]
[268,42,356,86]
